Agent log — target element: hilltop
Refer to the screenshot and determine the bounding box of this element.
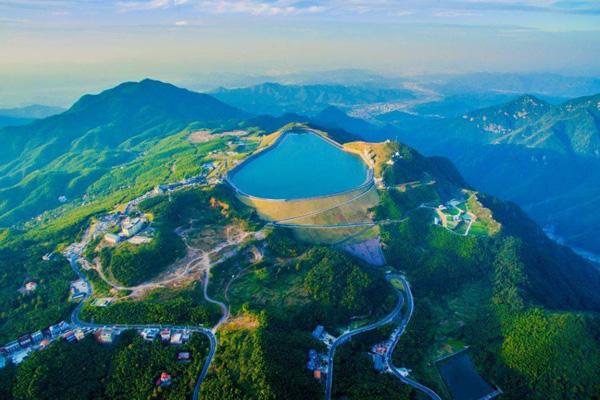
[0,79,248,226]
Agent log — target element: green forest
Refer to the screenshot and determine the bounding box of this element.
[1,331,210,400]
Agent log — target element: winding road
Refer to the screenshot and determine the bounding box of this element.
[384,276,442,400]
[67,243,222,400]
[325,274,405,400]
[324,274,442,400]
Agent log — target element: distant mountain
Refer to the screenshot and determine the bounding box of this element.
[0,115,33,129]
[410,92,527,118]
[444,94,600,158]
[420,72,600,98]
[0,79,248,225]
[312,106,392,138]
[0,104,65,128]
[211,82,415,116]
[0,104,65,119]
[379,93,600,255]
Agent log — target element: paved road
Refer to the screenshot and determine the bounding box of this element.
[325,274,405,400]
[273,218,408,229]
[67,254,218,400]
[202,269,229,333]
[384,276,442,400]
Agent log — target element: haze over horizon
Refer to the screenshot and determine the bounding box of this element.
[1,0,599,107]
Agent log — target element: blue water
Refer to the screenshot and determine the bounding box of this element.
[229,131,369,199]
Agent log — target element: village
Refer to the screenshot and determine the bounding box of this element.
[0,319,197,389]
[0,167,217,372]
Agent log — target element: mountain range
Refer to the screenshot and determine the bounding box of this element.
[210,82,415,116]
[2,78,600,399]
[2,79,599,260]
[0,105,64,128]
[366,94,600,256]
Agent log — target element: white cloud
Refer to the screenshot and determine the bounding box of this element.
[197,0,327,16]
[174,19,188,25]
[117,0,185,11]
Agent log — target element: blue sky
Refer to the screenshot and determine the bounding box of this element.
[0,0,599,106]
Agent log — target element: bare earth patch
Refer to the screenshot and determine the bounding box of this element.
[188,129,247,143]
[221,314,260,331]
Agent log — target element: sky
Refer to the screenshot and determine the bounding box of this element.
[0,0,599,106]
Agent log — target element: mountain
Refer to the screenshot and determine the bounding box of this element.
[419,72,600,98]
[211,82,415,116]
[0,115,33,129]
[312,106,392,138]
[409,92,524,118]
[298,95,600,257]
[0,105,65,128]
[1,79,600,399]
[2,115,600,399]
[0,104,65,119]
[0,79,248,226]
[495,94,600,157]
[380,94,600,255]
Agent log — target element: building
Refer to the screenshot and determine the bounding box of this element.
[160,328,171,342]
[312,325,325,340]
[11,348,31,365]
[157,372,172,387]
[92,298,112,307]
[70,279,89,301]
[313,370,322,381]
[18,335,32,348]
[141,328,159,341]
[24,281,38,292]
[104,233,121,245]
[97,328,114,344]
[128,235,152,245]
[31,331,43,343]
[63,331,77,343]
[371,343,387,355]
[58,195,68,203]
[4,341,19,354]
[177,352,191,362]
[170,332,183,345]
[181,330,191,342]
[74,328,86,341]
[371,353,386,372]
[307,349,318,371]
[122,217,145,237]
[154,185,168,194]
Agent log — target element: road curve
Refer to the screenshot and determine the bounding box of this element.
[202,268,229,332]
[325,274,405,400]
[384,276,442,400]
[67,255,218,400]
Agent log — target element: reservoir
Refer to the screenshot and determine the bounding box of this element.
[228,130,370,199]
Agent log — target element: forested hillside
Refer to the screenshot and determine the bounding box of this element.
[0,79,247,226]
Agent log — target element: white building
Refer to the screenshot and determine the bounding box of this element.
[122,217,145,237]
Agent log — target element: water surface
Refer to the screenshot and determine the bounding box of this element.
[229,131,369,199]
